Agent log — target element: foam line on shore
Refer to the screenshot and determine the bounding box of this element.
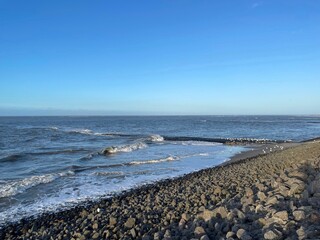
[163,136,292,144]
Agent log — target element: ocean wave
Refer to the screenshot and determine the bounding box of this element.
[51,127,105,136]
[30,149,89,156]
[0,171,74,198]
[69,129,94,135]
[148,134,164,142]
[93,171,124,176]
[73,155,180,173]
[101,142,147,154]
[0,154,24,163]
[129,156,178,165]
[1,149,88,163]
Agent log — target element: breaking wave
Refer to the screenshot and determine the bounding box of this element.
[148,134,164,142]
[101,142,148,154]
[0,171,74,198]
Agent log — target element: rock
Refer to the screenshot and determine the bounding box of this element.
[109,216,117,226]
[214,222,221,232]
[92,232,100,239]
[214,186,222,195]
[257,191,267,201]
[164,229,171,238]
[226,231,235,238]
[308,211,320,223]
[288,171,307,181]
[273,211,288,222]
[80,210,89,218]
[236,209,246,219]
[288,183,305,196]
[130,228,137,238]
[124,217,136,229]
[241,196,254,206]
[198,209,214,222]
[194,226,206,238]
[264,229,282,240]
[257,218,266,226]
[255,204,264,213]
[293,210,305,221]
[308,196,320,207]
[198,207,228,221]
[179,218,186,229]
[309,179,320,194]
[181,213,190,221]
[87,214,94,220]
[154,232,160,240]
[92,223,98,230]
[237,228,252,240]
[213,206,228,218]
[296,227,306,239]
[201,194,207,204]
[227,211,235,221]
[266,196,278,206]
[200,235,210,240]
[245,187,254,197]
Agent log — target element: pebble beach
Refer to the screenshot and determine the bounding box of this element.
[1,140,320,240]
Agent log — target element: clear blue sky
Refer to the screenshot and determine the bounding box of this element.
[0,0,319,115]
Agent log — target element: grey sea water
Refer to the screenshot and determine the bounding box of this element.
[0,115,320,226]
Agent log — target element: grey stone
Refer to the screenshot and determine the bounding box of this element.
[200,235,210,240]
[92,223,98,230]
[124,217,136,229]
[264,229,282,240]
[109,216,117,226]
[130,228,136,238]
[92,232,100,239]
[237,228,252,240]
[226,231,235,238]
[293,210,305,221]
[273,211,288,222]
[194,226,206,238]
[257,191,267,201]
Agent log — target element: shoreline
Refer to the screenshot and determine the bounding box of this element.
[1,140,320,239]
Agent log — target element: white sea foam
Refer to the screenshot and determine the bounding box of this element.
[102,142,147,154]
[180,141,220,146]
[149,134,164,142]
[182,152,210,158]
[94,171,124,176]
[129,156,178,165]
[0,171,74,198]
[70,129,93,135]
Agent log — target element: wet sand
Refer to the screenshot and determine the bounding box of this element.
[1,140,320,239]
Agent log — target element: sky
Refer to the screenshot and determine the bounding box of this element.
[0,0,319,116]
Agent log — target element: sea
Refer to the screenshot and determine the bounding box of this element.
[1,115,320,226]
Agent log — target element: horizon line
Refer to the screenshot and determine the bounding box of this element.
[0,114,319,117]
